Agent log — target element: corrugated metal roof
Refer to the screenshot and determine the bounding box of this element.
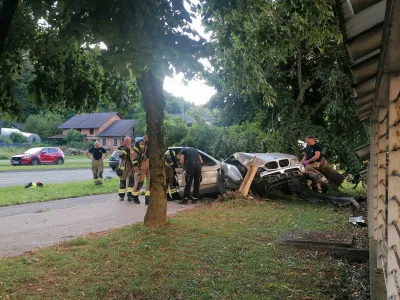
[98,120,136,137]
[337,0,387,120]
[59,112,121,129]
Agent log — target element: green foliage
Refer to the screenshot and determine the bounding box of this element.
[164,117,188,147]
[201,0,369,174]
[165,91,193,114]
[0,136,12,144]
[66,141,94,150]
[64,130,84,144]
[24,113,64,139]
[9,132,28,143]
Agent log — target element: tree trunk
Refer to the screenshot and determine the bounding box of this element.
[0,0,19,54]
[137,71,167,227]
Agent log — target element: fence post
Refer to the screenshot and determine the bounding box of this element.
[386,74,400,299]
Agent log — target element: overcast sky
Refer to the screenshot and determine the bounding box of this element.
[163,5,216,106]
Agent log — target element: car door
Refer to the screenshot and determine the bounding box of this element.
[171,148,220,195]
[198,151,220,194]
[48,148,58,163]
[39,148,51,164]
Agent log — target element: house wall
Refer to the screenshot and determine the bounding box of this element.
[100,137,124,151]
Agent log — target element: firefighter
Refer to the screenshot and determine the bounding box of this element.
[178,147,203,204]
[115,136,137,202]
[165,150,181,201]
[132,132,150,205]
[85,142,108,185]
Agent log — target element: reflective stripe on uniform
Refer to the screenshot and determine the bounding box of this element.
[119,166,125,170]
[133,146,140,152]
[132,191,140,196]
[118,189,126,193]
[127,188,133,193]
[170,189,177,193]
[145,191,150,196]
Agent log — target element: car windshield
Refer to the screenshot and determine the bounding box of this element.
[25,148,43,155]
[111,151,118,157]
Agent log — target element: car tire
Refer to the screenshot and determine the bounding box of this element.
[281,185,293,195]
[217,176,227,195]
[111,167,116,171]
[31,158,40,166]
[56,158,64,165]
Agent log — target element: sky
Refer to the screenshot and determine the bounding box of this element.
[163,6,216,106]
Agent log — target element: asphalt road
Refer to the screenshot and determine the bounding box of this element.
[0,194,195,257]
[0,167,115,187]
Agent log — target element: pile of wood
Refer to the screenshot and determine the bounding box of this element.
[60,147,86,156]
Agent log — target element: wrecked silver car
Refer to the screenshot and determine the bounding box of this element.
[220,152,305,195]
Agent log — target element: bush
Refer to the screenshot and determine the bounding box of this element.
[64,130,85,144]
[9,132,28,143]
[164,117,188,147]
[0,136,12,144]
[24,113,64,140]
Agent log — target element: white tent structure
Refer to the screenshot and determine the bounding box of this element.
[0,128,41,143]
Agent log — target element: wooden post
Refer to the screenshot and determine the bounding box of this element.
[386,74,400,298]
[375,107,388,273]
[239,158,258,197]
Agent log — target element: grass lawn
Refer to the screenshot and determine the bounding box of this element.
[0,178,119,206]
[0,158,110,171]
[0,198,357,299]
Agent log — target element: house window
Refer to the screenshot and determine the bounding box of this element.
[113,138,118,146]
[102,138,107,147]
[90,128,94,134]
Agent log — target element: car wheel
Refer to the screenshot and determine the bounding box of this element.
[111,167,116,171]
[217,176,227,195]
[281,185,293,195]
[31,158,40,166]
[56,158,64,165]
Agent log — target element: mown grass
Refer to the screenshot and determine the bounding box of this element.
[0,199,354,299]
[0,158,110,171]
[0,178,119,206]
[0,147,29,160]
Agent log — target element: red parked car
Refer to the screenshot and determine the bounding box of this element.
[10,147,65,166]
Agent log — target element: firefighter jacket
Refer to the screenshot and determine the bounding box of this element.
[132,142,149,169]
[116,145,134,177]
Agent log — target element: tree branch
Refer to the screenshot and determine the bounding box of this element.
[297,47,302,91]
[306,95,330,121]
[0,0,19,54]
[295,78,315,104]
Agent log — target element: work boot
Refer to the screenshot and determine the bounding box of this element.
[133,195,140,204]
[145,196,150,205]
[127,194,133,202]
[119,196,125,201]
[191,197,198,204]
[178,198,189,205]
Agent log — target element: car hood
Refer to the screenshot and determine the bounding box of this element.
[232,152,298,168]
[12,154,29,158]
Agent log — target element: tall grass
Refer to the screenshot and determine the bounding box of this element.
[0,147,30,160]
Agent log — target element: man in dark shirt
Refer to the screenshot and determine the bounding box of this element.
[85,142,108,185]
[178,147,203,204]
[301,135,324,179]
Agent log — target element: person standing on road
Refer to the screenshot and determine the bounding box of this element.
[85,142,108,185]
[132,132,150,205]
[178,147,203,204]
[116,136,136,202]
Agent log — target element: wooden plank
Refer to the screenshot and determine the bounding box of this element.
[278,230,354,247]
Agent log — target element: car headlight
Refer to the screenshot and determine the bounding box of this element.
[290,158,299,165]
[23,155,31,159]
[299,165,305,173]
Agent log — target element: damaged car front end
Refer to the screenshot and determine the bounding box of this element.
[220,152,304,195]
